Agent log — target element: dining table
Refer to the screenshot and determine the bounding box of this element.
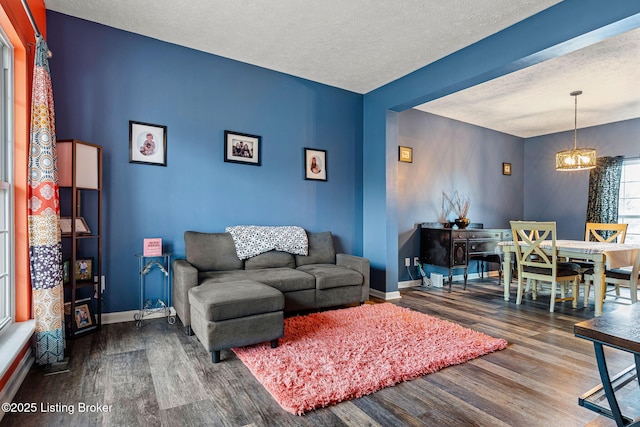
[498,240,640,316]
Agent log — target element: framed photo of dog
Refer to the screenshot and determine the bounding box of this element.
[129,120,167,166]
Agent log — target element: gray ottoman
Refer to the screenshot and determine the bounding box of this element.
[188,280,284,363]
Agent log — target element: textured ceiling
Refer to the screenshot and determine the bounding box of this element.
[43,0,640,137]
[415,27,640,137]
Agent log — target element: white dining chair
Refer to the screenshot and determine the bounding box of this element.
[581,223,628,306]
[510,221,582,312]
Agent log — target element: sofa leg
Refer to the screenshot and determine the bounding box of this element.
[212,350,221,363]
[270,339,278,349]
[186,325,193,336]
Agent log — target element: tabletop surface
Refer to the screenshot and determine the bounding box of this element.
[499,239,640,253]
[574,303,640,353]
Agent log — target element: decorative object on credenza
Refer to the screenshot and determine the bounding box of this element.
[59,217,91,235]
[224,130,261,166]
[438,193,452,226]
[129,120,167,166]
[143,237,163,257]
[555,90,596,171]
[443,191,471,228]
[502,162,512,176]
[304,148,327,181]
[398,146,413,163]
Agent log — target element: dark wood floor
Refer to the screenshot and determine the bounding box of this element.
[2,278,636,427]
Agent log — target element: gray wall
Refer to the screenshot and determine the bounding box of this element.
[524,118,640,240]
[397,109,524,281]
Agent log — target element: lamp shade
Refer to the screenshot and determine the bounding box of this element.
[555,147,597,171]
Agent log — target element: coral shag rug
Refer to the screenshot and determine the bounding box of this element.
[233,303,507,415]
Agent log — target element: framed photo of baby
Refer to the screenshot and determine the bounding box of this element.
[305,148,327,181]
[224,130,261,166]
[129,120,167,166]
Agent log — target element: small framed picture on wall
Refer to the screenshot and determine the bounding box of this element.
[129,120,167,166]
[502,162,512,176]
[224,130,261,166]
[304,148,327,181]
[398,146,413,163]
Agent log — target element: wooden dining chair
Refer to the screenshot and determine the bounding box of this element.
[581,223,628,306]
[510,221,582,312]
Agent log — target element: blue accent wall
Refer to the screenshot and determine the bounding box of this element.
[47,1,640,306]
[397,109,524,282]
[47,12,363,313]
[524,118,640,240]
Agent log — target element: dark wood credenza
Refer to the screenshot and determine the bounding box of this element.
[419,224,512,291]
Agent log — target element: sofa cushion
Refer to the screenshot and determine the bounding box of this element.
[188,280,284,322]
[297,264,364,290]
[244,250,295,269]
[185,231,244,271]
[200,267,315,293]
[295,231,336,266]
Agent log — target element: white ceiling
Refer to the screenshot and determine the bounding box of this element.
[44,0,640,138]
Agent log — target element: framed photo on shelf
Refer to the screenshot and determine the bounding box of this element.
[60,217,91,234]
[224,130,261,166]
[64,297,95,332]
[502,162,512,176]
[63,260,69,283]
[74,302,94,330]
[304,148,327,181]
[398,146,413,163]
[129,120,167,166]
[74,258,93,281]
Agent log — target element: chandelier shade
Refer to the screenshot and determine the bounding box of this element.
[555,90,596,171]
[555,148,597,170]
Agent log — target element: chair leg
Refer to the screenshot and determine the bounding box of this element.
[516,277,524,305]
[584,276,591,307]
[571,278,578,308]
[549,281,557,312]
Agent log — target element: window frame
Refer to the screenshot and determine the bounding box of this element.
[617,158,640,244]
[0,29,13,334]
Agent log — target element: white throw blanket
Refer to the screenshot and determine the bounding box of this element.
[225,225,308,260]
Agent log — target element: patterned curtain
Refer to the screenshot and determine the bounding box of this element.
[28,35,64,364]
[586,156,624,234]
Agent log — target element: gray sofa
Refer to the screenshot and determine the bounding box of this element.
[172,230,370,332]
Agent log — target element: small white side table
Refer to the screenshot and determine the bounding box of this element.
[134,253,175,327]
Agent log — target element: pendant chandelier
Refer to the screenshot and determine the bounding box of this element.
[555,90,596,171]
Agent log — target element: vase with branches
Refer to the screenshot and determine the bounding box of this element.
[442,191,471,228]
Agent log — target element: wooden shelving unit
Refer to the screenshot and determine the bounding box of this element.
[58,139,102,338]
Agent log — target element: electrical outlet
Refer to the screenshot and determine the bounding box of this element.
[414,257,420,266]
[404,257,411,267]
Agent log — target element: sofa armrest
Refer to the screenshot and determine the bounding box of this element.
[172,259,199,327]
[336,253,370,302]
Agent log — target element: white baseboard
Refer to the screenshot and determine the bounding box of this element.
[369,288,401,300]
[398,279,422,289]
[102,307,176,325]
